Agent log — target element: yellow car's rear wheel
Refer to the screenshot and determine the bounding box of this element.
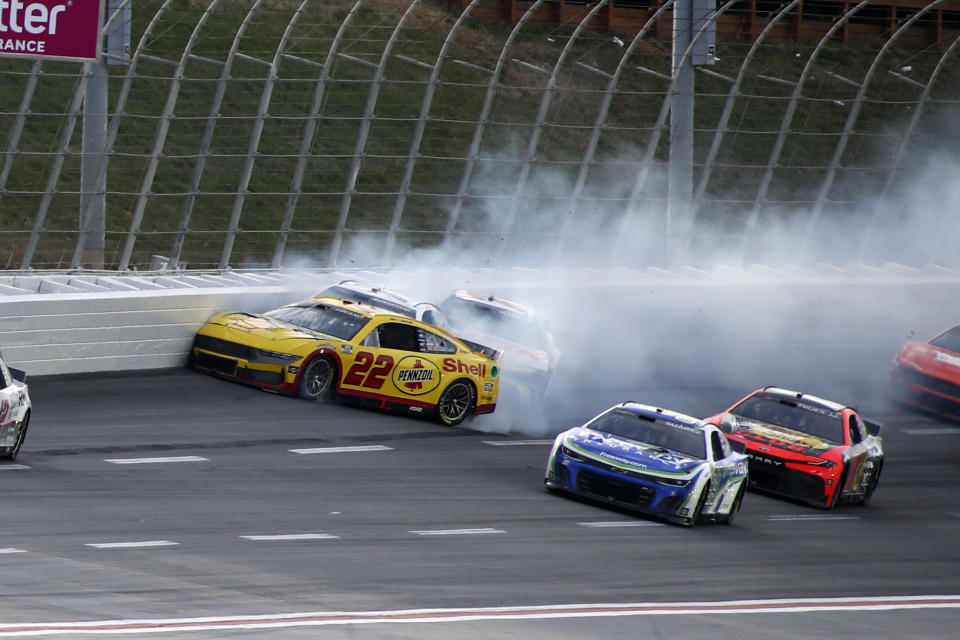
[436,379,475,426]
[297,355,336,401]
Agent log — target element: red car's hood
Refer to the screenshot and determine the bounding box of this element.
[896,341,960,383]
[725,415,834,457]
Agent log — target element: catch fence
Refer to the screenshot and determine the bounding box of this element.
[1,0,958,271]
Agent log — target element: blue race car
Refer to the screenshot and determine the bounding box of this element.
[544,402,749,526]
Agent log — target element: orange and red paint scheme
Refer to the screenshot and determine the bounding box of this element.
[888,324,960,421]
[704,387,883,508]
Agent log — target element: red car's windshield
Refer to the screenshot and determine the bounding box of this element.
[930,326,960,354]
[732,394,844,444]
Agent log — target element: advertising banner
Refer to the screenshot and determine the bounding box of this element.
[0,0,104,62]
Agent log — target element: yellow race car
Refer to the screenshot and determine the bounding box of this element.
[192,296,500,426]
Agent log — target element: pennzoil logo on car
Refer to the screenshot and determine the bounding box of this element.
[392,356,441,396]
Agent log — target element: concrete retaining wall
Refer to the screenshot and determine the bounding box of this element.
[1,266,959,407]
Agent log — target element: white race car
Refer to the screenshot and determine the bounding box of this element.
[316,280,448,329]
[0,352,30,460]
[439,290,559,402]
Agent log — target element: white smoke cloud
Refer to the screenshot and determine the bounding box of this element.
[278,130,960,435]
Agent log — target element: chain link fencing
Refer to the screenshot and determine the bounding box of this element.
[1,0,958,271]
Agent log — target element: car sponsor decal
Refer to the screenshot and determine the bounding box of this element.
[566,437,690,477]
[442,357,493,379]
[935,351,960,368]
[391,356,441,396]
[735,421,831,454]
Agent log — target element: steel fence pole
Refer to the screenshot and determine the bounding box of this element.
[328,0,423,267]
[273,1,365,269]
[800,0,947,262]
[382,0,482,265]
[687,0,802,262]
[494,0,610,262]
[611,0,739,266]
[0,60,41,199]
[739,2,868,264]
[442,0,548,253]
[110,1,225,271]
[220,0,309,269]
[858,34,960,263]
[20,71,89,269]
[554,1,675,264]
[166,0,265,271]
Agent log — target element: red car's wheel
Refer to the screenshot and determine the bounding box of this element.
[858,461,883,506]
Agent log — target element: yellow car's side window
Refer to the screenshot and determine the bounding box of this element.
[360,328,380,348]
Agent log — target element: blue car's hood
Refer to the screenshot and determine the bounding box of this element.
[563,427,704,475]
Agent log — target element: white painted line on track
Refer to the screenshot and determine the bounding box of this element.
[577,521,664,528]
[85,541,180,549]
[290,445,393,454]
[0,464,29,470]
[903,428,960,435]
[766,514,859,521]
[409,528,505,536]
[104,456,208,465]
[240,534,339,541]
[0,548,26,554]
[0,596,957,636]
[483,440,554,446]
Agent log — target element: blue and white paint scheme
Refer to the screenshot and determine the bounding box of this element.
[544,402,748,526]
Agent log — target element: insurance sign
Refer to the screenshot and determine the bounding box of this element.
[0,0,104,62]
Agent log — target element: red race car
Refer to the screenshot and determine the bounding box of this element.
[704,387,883,509]
[888,324,960,421]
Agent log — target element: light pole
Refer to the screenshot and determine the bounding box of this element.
[668,0,715,266]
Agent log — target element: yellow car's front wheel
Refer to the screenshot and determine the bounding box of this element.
[436,379,476,426]
[297,355,336,401]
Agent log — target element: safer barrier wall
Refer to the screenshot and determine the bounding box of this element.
[1,266,959,409]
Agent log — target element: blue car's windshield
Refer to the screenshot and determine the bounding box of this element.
[586,409,707,460]
[265,302,370,340]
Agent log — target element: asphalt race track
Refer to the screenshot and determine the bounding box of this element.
[1,368,958,639]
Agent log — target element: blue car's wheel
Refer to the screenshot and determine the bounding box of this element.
[721,483,745,525]
[684,482,709,527]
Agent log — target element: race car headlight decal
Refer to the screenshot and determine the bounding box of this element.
[254,349,299,364]
[560,443,588,462]
[800,458,837,468]
[658,476,692,487]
